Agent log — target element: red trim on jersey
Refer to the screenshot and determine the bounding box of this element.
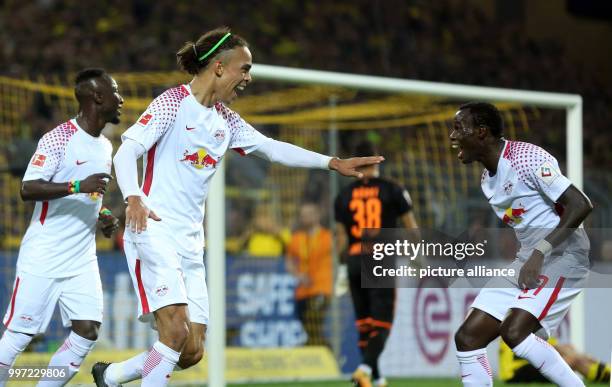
[135,259,150,314]
[143,143,157,196]
[40,201,49,224]
[4,277,20,328]
[66,120,78,131]
[538,276,565,321]
[180,85,190,96]
[502,141,512,159]
[232,147,246,156]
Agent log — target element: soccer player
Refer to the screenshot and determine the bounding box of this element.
[334,140,418,387]
[0,68,121,387]
[499,337,611,383]
[93,27,383,387]
[450,102,592,387]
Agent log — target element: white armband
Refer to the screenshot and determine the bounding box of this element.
[534,239,553,256]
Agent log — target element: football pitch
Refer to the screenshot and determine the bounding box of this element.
[221,379,606,387]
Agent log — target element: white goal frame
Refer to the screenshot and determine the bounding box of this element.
[206,64,583,387]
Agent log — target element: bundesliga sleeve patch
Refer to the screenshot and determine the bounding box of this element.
[31,153,46,167]
[138,113,153,126]
[536,160,560,186]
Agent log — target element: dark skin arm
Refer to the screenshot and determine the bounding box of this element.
[519,185,593,289]
[98,212,119,238]
[20,173,113,201]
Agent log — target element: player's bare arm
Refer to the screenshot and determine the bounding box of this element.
[20,172,113,201]
[519,185,593,288]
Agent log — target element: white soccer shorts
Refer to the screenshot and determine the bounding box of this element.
[471,258,586,337]
[2,269,103,334]
[123,239,209,326]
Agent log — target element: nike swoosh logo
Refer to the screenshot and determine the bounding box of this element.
[186,126,196,131]
[536,361,545,371]
[70,362,81,367]
[518,295,534,299]
[461,373,472,378]
[76,160,88,165]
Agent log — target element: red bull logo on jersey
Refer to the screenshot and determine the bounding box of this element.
[502,206,527,226]
[180,148,219,169]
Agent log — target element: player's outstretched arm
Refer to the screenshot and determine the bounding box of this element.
[253,138,383,177]
[519,185,593,289]
[20,173,112,201]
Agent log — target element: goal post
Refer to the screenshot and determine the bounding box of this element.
[206,64,583,387]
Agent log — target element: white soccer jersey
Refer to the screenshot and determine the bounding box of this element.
[481,140,589,263]
[121,84,269,257]
[19,119,113,278]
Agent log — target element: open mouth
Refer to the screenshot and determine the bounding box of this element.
[451,143,464,160]
[234,84,246,95]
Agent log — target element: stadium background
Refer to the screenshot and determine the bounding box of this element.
[0,0,611,385]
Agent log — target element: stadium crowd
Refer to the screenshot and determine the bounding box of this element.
[1,0,610,167]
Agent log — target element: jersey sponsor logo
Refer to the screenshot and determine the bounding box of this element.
[76,160,88,165]
[214,129,226,142]
[31,153,46,167]
[503,181,513,195]
[138,113,153,126]
[502,206,526,226]
[180,148,219,169]
[536,161,560,186]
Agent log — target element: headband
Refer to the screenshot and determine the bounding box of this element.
[198,32,232,61]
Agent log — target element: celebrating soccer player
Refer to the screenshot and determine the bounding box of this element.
[0,68,121,387]
[93,27,383,387]
[334,140,419,387]
[450,102,592,387]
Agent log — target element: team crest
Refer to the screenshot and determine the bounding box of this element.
[503,181,513,195]
[156,285,169,297]
[214,129,225,142]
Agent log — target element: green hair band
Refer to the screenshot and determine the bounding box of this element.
[198,32,232,62]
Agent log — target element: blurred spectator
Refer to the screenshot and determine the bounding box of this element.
[286,202,332,347]
[242,204,290,258]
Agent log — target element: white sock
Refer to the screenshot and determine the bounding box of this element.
[374,377,387,386]
[512,333,585,387]
[357,363,372,376]
[141,341,180,387]
[0,330,32,387]
[456,348,493,386]
[36,331,96,387]
[104,351,148,386]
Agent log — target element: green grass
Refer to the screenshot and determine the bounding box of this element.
[223,379,607,387]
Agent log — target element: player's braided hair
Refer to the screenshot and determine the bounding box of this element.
[459,101,504,138]
[177,26,249,75]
